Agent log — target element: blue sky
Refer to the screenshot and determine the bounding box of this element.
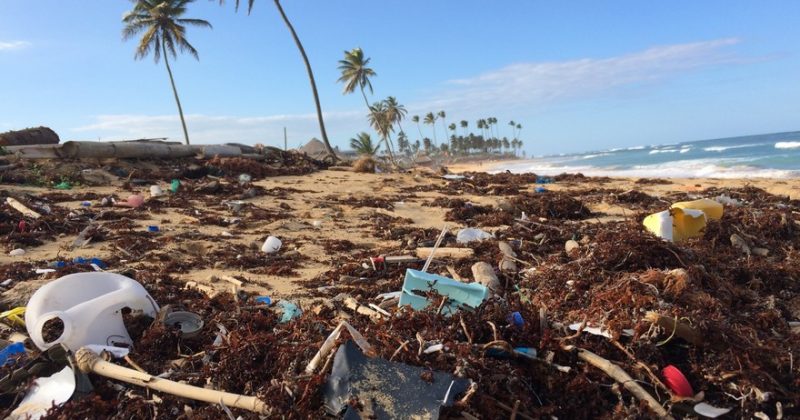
[1,0,799,155]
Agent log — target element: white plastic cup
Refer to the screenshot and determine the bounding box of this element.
[262,236,282,254]
[150,185,163,197]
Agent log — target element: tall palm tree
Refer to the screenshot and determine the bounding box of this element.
[509,120,516,139]
[367,101,396,162]
[411,115,423,143]
[337,48,376,108]
[460,120,468,137]
[516,123,522,141]
[218,0,337,161]
[437,110,448,148]
[476,119,486,140]
[397,131,409,155]
[423,112,438,146]
[349,132,379,155]
[123,0,211,145]
[383,96,407,134]
[422,137,432,154]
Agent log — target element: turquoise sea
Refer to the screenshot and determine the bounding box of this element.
[496,131,800,178]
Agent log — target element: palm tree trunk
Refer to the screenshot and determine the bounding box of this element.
[440,118,448,147]
[162,39,190,145]
[273,0,337,162]
[360,87,371,109]
[415,122,423,142]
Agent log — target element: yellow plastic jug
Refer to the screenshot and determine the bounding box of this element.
[643,198,724,242]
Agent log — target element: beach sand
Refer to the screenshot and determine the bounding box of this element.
[3,165,798,302]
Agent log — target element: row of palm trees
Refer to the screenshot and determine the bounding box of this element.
[337,47,526,160]
[123,0,339,160]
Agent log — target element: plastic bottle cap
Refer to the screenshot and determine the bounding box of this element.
[147,226,159,232]
[662,365,694,397]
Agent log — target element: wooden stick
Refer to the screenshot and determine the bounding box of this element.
[415,247,473,260]
[75,348,269,414]
[644,312,704,346]
[563,345,673,419]
[343,296,383,321]
[6,197,41,219]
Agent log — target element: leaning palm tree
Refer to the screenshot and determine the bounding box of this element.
[367,102,396,163]
[123,0,211,145]
[423,112,438,146]
[337,48,376,109]
[349,132,379,155]
[218,0,337,161]
[383,96,407,134]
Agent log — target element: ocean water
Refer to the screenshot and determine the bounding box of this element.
[495,131,800,178]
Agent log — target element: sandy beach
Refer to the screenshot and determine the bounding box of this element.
[1,159,799,418]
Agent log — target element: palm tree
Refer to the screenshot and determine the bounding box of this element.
[509,120,516,139]
[384,96,407,134]
[422,137,432,154]
[411,115,423,142]
[397,131,409,155]
[123,0,211,145]
[350,132,379,155]
[502,137,510,154]
[448,123,456,137]
[460,120,468,136]
[437,110,448,148]
[367,101,396,162]
[476,119,486,140]
[516,123,523,141]
[423,112,438,146]
[218,0,337,161]
[337,48,376,108]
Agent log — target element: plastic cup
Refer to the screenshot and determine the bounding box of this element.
[261,236,282,254]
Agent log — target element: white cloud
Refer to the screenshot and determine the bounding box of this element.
[0,40,31,51]
[423,38,744,112]
[70,111,365,148]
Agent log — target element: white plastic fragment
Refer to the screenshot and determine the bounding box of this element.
[9,249,25,256]
[261,236,282,254]
[9,366,75,420]
[34,269,56,274]
[694,402,732,418]
[83,345,131,359]
[456,228,493,244]
[423,343,444,354]
[569,323,634,338]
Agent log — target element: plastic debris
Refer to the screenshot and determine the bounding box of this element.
[693,402,732,418]
[163,311,204,339]
[0,342,26,366]
[125,194,144,208]
[9,366,75,420]
[170,179,181,193]
[261,236,282,253]
[82,345,130,359]
[238,173,252,184]
[643,198,723,242]
[456,227,493,244]
[0,307,26,327]
[442,174,466,180]
[535,186,548,193]
[323,341,470,418]
[25,272,159,351]
[276,300,302,323]
[54,181,72,190]
[661,365,693,397]
[150,185,163,197]
[147,225,160,233]
[254,296,272,305]
[9,248,25,256]
[509,312,524,327]
[399,269,489,316]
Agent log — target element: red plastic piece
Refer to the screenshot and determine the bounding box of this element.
[18,220,26,233]
[662,365,693,397]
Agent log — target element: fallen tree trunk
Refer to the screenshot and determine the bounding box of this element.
[0,127,59,146]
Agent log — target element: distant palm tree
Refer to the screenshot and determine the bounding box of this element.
[337,47,376,108]
[516,123,522,141]
[218,0,338,161]
[448,123,456,137]
[123,0,211,145]
[411,115,423,142]
[422,137,432,154]
[350,132,379,155]
[508,120,516,139]
[476,119,486,140]
[437,110,448,148]
[397,131,409,155]
[424,112,438,145]
[460,120,468,136]
[502,137,510,154]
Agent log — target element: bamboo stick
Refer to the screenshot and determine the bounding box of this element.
[75,348,269,414]
[6,197,41,219]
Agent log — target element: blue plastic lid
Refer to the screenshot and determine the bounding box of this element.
[255,296,272,305]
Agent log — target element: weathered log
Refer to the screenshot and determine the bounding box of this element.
[415,247,474,260]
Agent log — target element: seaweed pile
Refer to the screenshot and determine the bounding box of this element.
[0,167,797,419]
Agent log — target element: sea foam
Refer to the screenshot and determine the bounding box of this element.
[775,141,800,149]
